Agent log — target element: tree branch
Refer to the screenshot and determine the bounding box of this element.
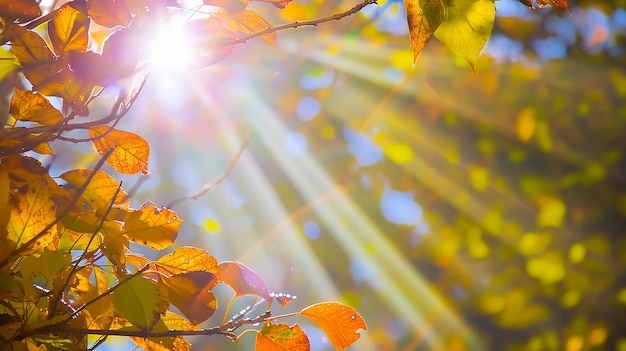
[166,136,249,208]
[220,0,378,47]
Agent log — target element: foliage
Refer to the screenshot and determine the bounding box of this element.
[0,0,372,350]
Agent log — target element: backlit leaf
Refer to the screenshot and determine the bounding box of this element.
[535,0,570,13]
[434,0,495,71]
[218,261,272,304]
[112,275,161,330]
[300,302,366,350]
[88,126,150,175]
[7,177,58,254]
[183,18,238,69]
[0,0,41,23]
[215,9,277,46]
[4,24,58,90]
[256,323,310,351]
[0,48,19,81]
[9,89,64,125]
[48,2,90,56]
[60,169,130,214]
[404,0,444,62]
[87,0,132,28]
[123,202,181,250]
[155,246,219,276]
[161,271,218,325]
[39,250,71,281]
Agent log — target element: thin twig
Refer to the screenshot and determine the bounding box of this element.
[166,136,250,208]
[220,0,378,47]
[49,182,124,318]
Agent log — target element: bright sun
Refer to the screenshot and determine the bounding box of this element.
[148,23,193,73]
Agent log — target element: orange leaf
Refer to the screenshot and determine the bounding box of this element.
[88,126,150,175]
[300,302,366,350]
[87,0,132,28]
[184,18,238,69]
[404,0,444,62]
[256,323,310,351]
[59,169,130,215]
[536,0,571,13]
[48,2,90,56]
[161,271,219,325]
[219,261,272,304]
[4,24,58,89]
[0,0,41,23]
[215,9,276,46]
[155,246,220,276]
[123,202,181,250]
[9,89,64,125]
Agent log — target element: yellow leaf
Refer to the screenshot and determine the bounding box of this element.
[214,9,277,46]
[155,246,219,276]
[89,126,150,175]
[9,89,64,125]
[60,169,130,214]
[256,323,310,351]
[404,0,444,62]
[7,177,58,254]
[48,2,90,56]
[516,107,536,142]
[123,202,181,250]
[300,302,366,350]
[526,251,565,284]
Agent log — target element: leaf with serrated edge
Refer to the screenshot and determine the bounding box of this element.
[300,302,366,350]
[434,0,495,71]
[88,126,150,175]
[256,322,310,351]
[60,169,130,214]
[404,0,444,62]
[156,246,219,276]
[48,3,90,56]
[9,89,63,125]
[123,202,181,250]
[112,275,161,330]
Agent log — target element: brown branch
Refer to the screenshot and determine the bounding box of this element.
[220,0,378,47]
[166,136,249,208]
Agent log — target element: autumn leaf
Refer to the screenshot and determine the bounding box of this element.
[4,24,58,90]
[59,169,130,214]
[404,0,444,62]
[183,18,238,69]
[161,271,218,325]
[256,323,310,351]
[300,302,366,350]
[87,0,132,28]
[6,177,58,255]
[88,126,150,175]
[9,89,64,125]
[155,246,220,276]
[214,9,277,46]
[434,0,495,71]
[203,0,247,13]
[0,0,41,23]
[218,261,273,305]
[123,202,181,250]
[48,2,90,57]
[112,275,162,330]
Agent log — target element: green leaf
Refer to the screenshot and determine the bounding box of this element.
[112,275,162,330]
[434,0,495,71]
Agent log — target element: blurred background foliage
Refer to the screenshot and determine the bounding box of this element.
[34,0,626,350]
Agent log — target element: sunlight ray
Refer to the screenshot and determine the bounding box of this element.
[226,78,486,350]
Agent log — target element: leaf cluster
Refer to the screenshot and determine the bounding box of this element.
[0,0,369,350]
